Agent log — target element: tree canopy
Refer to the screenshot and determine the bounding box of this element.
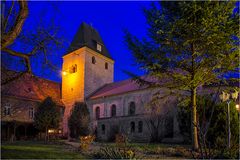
[125,1,239,150]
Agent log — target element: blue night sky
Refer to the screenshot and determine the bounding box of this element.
[20,1,151,82]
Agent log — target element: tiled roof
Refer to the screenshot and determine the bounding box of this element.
[88,78,148,100]
[1,69,64,106]
[65,22,112,59]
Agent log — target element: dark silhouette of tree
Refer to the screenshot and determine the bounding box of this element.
[34,97,60,142]
[68,102,90,139]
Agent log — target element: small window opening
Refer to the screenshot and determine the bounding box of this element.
[69,64,77,73]
[97,43,102,52]
[101,124,105,134]
[105,62,108,70]
[92,56,96,64]
[130,121,135,133]
[29,107,34,119]
[138,121,143,133]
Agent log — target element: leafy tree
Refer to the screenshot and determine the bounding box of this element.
[68,102,90,139]
[34,97,60,142]
[177,95,239,158]
[125,1,239,150]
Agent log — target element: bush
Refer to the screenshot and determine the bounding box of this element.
[79,135,95,151]
[95,147,136,159]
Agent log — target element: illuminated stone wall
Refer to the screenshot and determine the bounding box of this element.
[61,47,114,136]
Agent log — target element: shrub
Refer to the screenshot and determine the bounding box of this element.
[79,135,95,151]
[96,147,136,159]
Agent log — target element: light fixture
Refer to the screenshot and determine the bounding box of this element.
[62,71,67,76]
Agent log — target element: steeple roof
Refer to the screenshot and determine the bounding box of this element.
[65,22,112,59]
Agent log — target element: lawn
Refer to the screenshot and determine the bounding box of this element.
[1,141,86,159]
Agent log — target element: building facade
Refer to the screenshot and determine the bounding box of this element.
[61,22,183,142]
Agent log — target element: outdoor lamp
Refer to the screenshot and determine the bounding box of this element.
[219,90,239,149]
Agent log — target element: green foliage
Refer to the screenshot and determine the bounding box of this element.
[125,1,239,150]
[34,97,60,131]
[177,95,239,158]
[68,102,90,138]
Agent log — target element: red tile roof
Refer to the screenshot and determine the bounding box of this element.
[1,69,64,106]
[88,78,147,100]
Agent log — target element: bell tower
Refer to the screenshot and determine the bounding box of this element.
[61,22,114,136]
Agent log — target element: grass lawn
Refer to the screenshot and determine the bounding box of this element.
[1,141,86,159]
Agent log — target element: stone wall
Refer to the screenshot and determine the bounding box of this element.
[87,87,183,143]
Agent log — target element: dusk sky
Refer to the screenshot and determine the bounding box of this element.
[18,1,152,82]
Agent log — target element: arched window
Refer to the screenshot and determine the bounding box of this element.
[105,62,108,69]
[138,121,143,133]
[129,102,136,115]
[101,124,105,134]
[95,107,100,120]
[92,56,96,64]
[111,104,116,117]
[4,105,11,116]
[130,121,135,133]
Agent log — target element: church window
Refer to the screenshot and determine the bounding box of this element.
[4,105,11,116]
[111,104,116,117]
[130,121,135,133]
[129,102,136,115]
[101,124,105,134]
[92,56,96,64]
[105,62,108,70]
[69,64,77,73]
[97,43,102,52]
[96,107,100,120]
[138,121,143,133]
[29,107,34,119]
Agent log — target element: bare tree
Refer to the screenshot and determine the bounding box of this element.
[1,1,64,85]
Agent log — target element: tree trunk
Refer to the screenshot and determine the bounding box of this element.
[191,88,199,150]
[45,127,48,143]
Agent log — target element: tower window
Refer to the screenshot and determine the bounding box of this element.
[105,62,108,70]
[92,56,96,64]
[97,43,102,52]
[69,64,77,73]
[29,107,34,119]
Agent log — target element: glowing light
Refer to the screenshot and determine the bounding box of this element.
[236,104,239,110]
[62,71,67,76]
[48,129,54,133]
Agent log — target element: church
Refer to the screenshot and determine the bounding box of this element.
[1,22,183,143]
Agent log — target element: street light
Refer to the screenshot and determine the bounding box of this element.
[219,90,238,149]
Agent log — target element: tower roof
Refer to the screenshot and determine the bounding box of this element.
[65,22,112,59]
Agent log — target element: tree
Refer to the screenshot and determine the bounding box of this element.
[1,1,64,85]
[68,102,90,139]
[177,95,239,158]
[34,97,60,142]
[124,1,239,150]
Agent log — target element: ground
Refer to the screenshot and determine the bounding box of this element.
[1,141,86,159]
[1,140,192,159]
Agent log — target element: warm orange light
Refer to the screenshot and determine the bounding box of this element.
[62,71,67,76]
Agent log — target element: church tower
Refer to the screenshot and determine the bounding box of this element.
[61,22,114,136]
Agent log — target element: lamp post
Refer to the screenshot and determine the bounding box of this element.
[219,90,238,149]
